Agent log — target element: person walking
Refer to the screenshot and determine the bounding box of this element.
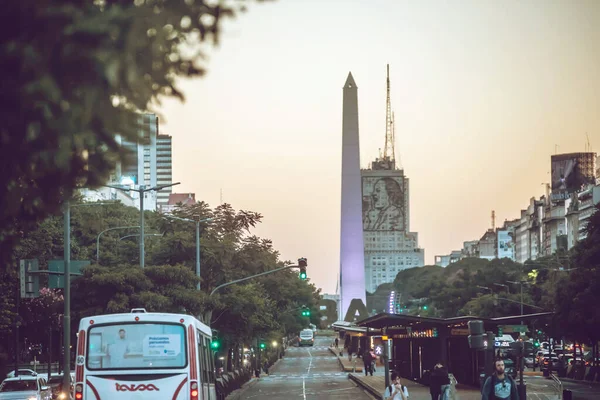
[482,359,519,400]
[363,348,373,376]
[430,362,450,400]
[334,337,339,348]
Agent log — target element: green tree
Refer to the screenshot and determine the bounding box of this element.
[554,203,600,344]
[0,0,261,270]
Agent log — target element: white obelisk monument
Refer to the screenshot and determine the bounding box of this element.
[339,72,366,321]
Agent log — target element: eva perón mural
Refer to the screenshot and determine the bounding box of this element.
[362,176,406,231]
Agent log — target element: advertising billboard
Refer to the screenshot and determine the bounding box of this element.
[362,176,406,231]
[497,230,514,260]
[551,153,596,202]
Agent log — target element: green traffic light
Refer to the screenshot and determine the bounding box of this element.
[423,306,428,310]
[259,343,266,349]
[300,272,307,280]
[210,340,220,350]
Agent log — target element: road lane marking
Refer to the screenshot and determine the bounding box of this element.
[302,377,307,400]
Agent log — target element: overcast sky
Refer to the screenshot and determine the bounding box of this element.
[159,0,600,294]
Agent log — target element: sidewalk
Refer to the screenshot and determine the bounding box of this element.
[349,372,561,400]
[328,346,364,373]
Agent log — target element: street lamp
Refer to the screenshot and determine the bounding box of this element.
[61,200,116,393]
[507,280,529,325]
[493,283,510,292]
[119,233,162,241]
[105,182,180,268]
[164,214,213,290]
[96,226,139,264]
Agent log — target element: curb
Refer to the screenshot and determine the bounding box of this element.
[225,357,286,399]
[556,376,600,387]
[328,347,363,373]
[348,373,381,399]
[225,377,259,400]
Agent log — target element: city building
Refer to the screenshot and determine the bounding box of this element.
[434,251,461,267]
[497,219,519,261]
[362,66,424,293]
[81,113,160,210]
[514,197,543,263]
[161,193,196,214]
[156,134,173,208]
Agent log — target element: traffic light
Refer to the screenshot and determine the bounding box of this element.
[301,307,311,317]
[298,258,307,280]
[467,320,486,350]
[210,339,220,350]
[534,341,540,348]
[259,342,266,349]
[433,328,438,338]
[423,305,428,310]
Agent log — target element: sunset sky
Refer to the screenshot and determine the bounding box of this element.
[159,0,600,294]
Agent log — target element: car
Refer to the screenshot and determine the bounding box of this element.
[0,375,51,400]
[6,369,37,379]
[47,373,74,400]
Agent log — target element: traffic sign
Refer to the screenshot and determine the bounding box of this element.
[48,260,89,289]
[498,325,527,333]
[374,345,383,356]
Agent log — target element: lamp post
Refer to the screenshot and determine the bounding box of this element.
[61,200,115,393]
[164,214,213,290]
[105,182,180,268]
[119,233,162,240]
[96,226,140,264]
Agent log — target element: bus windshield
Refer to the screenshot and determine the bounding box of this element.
[86,322,186,370]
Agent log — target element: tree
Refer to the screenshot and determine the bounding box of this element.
[554,203,600,344]
[0,0,262,271]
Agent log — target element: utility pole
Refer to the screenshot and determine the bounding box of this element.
[106,182,180,268]
[164,214,212,290]
[62,200,71,395]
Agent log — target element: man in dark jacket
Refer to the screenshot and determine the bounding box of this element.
[363,348,373,376]
[482,359,520,400]
[430,362,450,400]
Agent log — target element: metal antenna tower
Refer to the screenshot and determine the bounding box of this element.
[383,64,395,165]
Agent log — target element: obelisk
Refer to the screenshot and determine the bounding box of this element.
[339,72,366,321]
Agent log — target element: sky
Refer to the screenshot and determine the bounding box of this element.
[159,0,600,295]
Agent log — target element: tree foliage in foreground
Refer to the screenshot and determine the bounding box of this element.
[0,0,265,272]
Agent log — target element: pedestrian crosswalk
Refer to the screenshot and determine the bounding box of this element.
[259,372,347,381]
[287,346,331,351]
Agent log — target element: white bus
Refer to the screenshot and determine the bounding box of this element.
[74,309,216,400]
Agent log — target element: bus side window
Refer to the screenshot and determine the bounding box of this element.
[204,336,215,383]
[197,331,210,384]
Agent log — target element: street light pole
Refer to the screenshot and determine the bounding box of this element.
[195,217,200,291]
[96,226,140,263]
[164,214,212,290]
[106,182,180,268]
[62,200,71,396]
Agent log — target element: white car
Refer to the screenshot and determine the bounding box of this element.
[5,370,37,379]
[0,376,51,400]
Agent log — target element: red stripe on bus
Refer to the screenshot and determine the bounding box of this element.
[76,330,86,382]
[172,377,188,400]
[188,325,197,380]
[86,379,102,400]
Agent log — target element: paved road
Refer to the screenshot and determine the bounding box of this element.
[238,336,373,399]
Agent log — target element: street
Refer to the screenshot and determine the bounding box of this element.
[237,336,372,399]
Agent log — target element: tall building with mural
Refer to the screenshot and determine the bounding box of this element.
[361,66,424,293]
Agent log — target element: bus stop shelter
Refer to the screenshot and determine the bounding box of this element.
[356,312,552,386]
